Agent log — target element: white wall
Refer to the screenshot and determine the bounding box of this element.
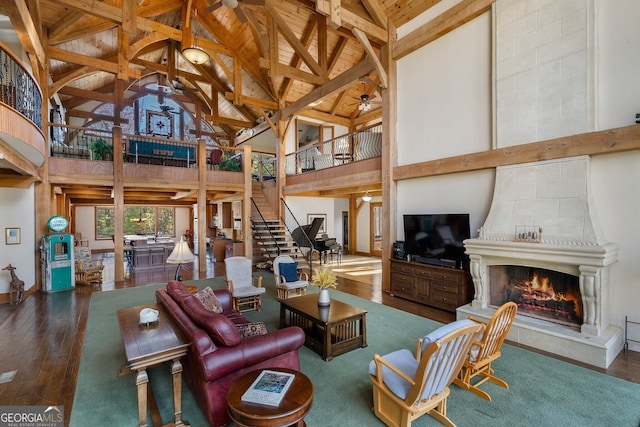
[0,187,36,293]
[398,12,492,164]
[395,0,640,351]
[596,0,640,129]
[396,10,493,235]
[593,2,640,348]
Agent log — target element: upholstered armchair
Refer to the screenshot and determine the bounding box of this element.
[273,255,309,300]
[369,319,485,427]
[74,247,104,286]
[224,256,266,312]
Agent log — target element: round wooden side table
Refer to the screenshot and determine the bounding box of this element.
[227,368,314,427]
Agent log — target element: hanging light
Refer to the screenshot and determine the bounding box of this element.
[359,94,371,111]
[182,42,209,65]
[130,207,147,223]
[182,11,210,65]
[362,192,372,202]
[358,82,371,111]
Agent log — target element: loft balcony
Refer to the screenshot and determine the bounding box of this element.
[0,42,45,185]
[283,124,382,197]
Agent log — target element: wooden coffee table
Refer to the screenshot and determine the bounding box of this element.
[279,293,367,361]
[117,303,191,427]
[227,368,313,427]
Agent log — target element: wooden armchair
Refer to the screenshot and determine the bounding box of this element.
[369,319,485,427]
[74,247,104,286]
[273,255,308,300]
[224,256,266,312]
[454,301,518,401]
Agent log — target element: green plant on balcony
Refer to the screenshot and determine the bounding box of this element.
[89,138,113,160]
[220,154,241,171]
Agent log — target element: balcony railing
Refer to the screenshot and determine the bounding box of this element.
[49,124,250,172]
[49,124,112,159]
[284,123,382,175]
[0,42,42,129]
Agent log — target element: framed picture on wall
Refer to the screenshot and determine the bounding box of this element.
[5,228,21,245]
[307,214,327,234]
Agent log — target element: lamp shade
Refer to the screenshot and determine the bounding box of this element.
[182,46,210,65]
[167,237,195,264]
[362,191,372,202]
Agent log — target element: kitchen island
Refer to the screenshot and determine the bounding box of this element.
[125,235,175,271]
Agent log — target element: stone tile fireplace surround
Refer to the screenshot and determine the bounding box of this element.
[457,156,623,368]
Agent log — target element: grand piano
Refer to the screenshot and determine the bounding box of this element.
[291,217,340,263]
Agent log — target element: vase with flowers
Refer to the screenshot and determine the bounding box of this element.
[311,266,337,306]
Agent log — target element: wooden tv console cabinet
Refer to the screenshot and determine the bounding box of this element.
[389,259,474,313]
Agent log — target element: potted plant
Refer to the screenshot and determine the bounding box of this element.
[220,154,241,171]
[89,138,113,161]
[311,266,337,306]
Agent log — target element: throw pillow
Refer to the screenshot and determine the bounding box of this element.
[194,287,223,313]
[279,262,299,283]
[235,322,268,339]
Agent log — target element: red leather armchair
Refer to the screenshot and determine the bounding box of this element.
[156,281,305,426]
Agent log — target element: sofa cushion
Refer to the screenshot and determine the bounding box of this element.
[182,296,242,347]
[235,322,268,339]
[194,287,223,313]
[167,280,192,302]
[279,262,298,283]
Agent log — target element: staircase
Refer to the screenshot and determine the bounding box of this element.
[250,182,302,263]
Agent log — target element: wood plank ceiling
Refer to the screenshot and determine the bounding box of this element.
[0,0,446,205]
[4,0,441,133]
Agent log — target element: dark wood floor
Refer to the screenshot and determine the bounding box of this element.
[0,254,638,427]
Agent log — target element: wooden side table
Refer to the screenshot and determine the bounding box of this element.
[227,368,313,427]
[117,304,191,427]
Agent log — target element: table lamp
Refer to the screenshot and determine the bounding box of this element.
[166,236,195,281]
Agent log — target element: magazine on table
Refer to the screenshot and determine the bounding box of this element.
[241,370,296,407]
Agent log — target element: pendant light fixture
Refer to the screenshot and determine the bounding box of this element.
[182,37,210,65]
[182,9,210,65]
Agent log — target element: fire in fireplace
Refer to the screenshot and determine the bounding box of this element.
[489,266,583,328]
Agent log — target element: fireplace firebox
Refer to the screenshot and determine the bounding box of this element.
[489,266,582,328]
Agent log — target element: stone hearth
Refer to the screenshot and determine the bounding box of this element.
[457,156,623,368]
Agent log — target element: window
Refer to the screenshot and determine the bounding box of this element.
[95,206,175,239]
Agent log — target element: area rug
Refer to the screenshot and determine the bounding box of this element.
[71,274,640,426]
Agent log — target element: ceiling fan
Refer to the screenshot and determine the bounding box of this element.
[358,83,381,111]
[159,104,180,117]
[205,0,264,23]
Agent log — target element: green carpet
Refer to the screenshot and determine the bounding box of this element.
[71,274,640,426]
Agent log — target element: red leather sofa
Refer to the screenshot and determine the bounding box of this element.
[156,281,305,426]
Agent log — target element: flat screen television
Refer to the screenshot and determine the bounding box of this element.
[403,214,470,270]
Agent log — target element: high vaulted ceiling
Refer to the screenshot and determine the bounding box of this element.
[1,0,445,142]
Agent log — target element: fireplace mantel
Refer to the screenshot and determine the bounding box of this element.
[464,238,618,336]
[458,157,623,368]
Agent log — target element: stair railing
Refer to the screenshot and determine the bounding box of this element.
[250,197,280,257]
[280,197,315,275]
